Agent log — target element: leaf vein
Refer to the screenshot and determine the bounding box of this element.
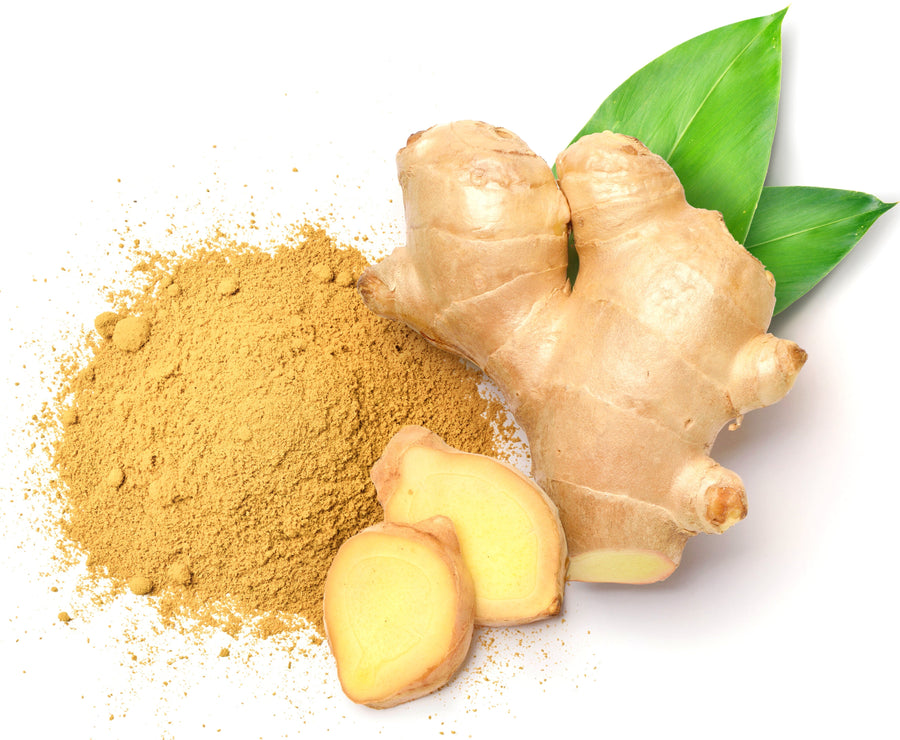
[746,209,885,249]
[665,22,774,161]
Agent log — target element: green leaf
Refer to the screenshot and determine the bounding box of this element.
[569,9,785,243]
[745,187,895,313]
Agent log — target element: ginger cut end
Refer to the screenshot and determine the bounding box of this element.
[323,518,475,709]
[567,548,677,584]
[373,425,568,627]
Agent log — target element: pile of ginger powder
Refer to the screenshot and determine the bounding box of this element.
[48,222,514,636]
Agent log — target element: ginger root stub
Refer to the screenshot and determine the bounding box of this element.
[358,121,806,584]
[323,517,475,709]
[372,425,567,626]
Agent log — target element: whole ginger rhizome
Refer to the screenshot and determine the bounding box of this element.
[359,121,805,585]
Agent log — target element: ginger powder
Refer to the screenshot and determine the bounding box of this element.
[52,223,512,635]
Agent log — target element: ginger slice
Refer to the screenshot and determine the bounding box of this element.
[372,425,567,627]
[323,517,474,709]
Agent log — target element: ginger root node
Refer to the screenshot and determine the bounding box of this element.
[704,485,748,531]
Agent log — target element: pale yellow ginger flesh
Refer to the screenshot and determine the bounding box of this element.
[372,425,567,626]
[567,549,676,585]
[358,120,806,584]
[323,517,474,709]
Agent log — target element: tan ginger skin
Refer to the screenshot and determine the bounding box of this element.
[358,121,806,584]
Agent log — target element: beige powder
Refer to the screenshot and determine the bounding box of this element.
[53,222,515,635]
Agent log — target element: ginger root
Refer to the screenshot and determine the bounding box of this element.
[358,121,806,584]
[323,517,474,708]
[372,425,567,626]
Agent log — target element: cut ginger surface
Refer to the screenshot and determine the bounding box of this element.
[372,426,567,626]
[322,517,474,709]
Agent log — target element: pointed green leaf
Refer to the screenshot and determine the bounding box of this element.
[745,186,895,313]
[569,9,785,243]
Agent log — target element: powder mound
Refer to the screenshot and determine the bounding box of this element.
[112,316,151,351]
[94,311,123,340]
[128,576,154,595]
[54,223,513,635]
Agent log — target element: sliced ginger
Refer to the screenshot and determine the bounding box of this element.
[323,517,474,709]
[371,426,567,626]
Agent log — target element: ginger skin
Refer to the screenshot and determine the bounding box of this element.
[372,425,567,626]
[323,517,474,708]
[358,121,806,583]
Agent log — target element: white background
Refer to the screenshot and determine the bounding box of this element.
[1,2,897,738]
